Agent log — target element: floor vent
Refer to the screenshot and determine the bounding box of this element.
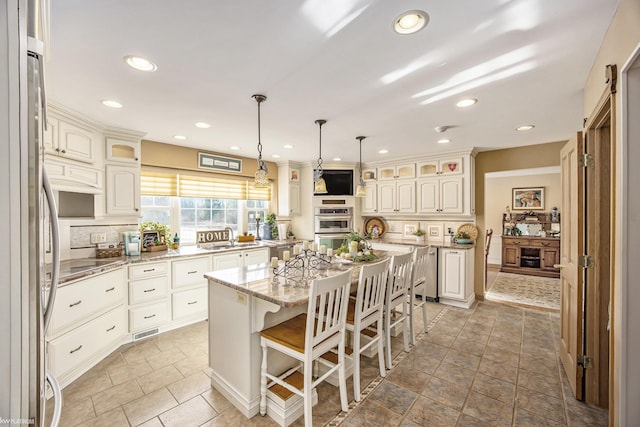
[134,328,159,341]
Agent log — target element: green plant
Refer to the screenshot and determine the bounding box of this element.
[139,221,172,244]
[265,213,277,239]
[413,228,426,236]
[454,231,470,240]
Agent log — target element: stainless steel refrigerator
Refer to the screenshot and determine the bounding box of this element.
[26,0,62,424]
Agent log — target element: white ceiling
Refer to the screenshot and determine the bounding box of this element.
[47,0,619,164]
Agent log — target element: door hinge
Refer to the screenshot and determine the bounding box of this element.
[578,354,593,369]
[578,255,594,269]
[579,153,594,167]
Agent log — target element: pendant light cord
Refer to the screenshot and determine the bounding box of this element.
[252,94,267,168]
[357,136,366,184]
[315,119,326,178]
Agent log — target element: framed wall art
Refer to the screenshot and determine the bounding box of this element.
[428,225,443,239]
[290,169,300,182]
[512,187,545,210]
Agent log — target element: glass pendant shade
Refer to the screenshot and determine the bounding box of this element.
[314,177,328,194]
[252,94,268,188]
[314,119,328,194]
[355,136,366,197]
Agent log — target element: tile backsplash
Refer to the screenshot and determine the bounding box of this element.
[70,224,138,249]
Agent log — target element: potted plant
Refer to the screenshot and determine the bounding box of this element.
[139,221,171,251]
[263,213,277,240]
[413,228,426,243]
[454,231,473,244]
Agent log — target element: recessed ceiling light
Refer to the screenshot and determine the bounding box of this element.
[229,146,241,150]
[272,154,281,158]
[438,139,451,144]
[378,149,389,154]
[456,98,477,108]
[333,157,342,161]
[283,144,294,149]
[124,55,157,72]
[516,125,535,131]
[101,99,122,108]
[194,122,211,129]
[393,10,429,35]
[173,135,187,140]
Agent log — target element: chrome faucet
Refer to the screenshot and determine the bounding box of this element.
[225,226,236,246]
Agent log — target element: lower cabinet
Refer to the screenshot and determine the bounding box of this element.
[127,260,170,334]
[171,256,211,322]
[213,247,269,270]
[439,247,475,308]
[173,287,208,320]
[500,237,560,278]
[129,301,170,332]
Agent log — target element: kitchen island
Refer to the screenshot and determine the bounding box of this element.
[204,252,394,424]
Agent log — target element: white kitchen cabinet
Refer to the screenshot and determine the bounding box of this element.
[439,247,475,308]
[362,167,377,181]
[105,164,140,216]
[213,248,269,270]
[289,183,301,215]
[361,183,378,214]
[127,260,170,333]
[378,181,415,214]
[45,119,96,164]
[129,276,169,305]
[129,301,170,332]
[417,157,463,177]
[417,177,463,214]
[378,164,415,180]
[172,287,208,321]
[106,137,140,164]
[171,256,211,322]
[172,256,211,289]
[44,157,103,193]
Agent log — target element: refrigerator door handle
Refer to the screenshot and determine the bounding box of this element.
[42,169,59,333]
[45,371,62,427]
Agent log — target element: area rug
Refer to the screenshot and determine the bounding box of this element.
[485,272,560,311]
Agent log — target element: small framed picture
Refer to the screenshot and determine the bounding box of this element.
[290,169,300,182]
[512,187,545,210]
[402,222,418,238]
[428,225,442,239]
[141,230,160,248]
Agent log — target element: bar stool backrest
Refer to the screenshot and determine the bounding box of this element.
[306,268,353,357]
[411,246,430,288]
[387,252,413,306]
[355,259,390,329]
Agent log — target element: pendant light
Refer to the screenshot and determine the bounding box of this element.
[314,119,328,194]
[355,136,367,197]
[252,94,269,188]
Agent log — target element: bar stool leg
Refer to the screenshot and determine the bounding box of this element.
[338,340,349,412]
[403,300,410,353]
[260,341,268,416]
[409,289,416,345]
[303,360,313,427]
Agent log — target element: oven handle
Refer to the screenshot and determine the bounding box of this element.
[315,215,353,221]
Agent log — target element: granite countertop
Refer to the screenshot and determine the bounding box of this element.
[205,250,398,308]
[50,239,304,286]
[370,237,477,250]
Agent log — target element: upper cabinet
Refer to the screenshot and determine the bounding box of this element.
[105,165,140,216]
[378,164,415,180]
[44,117,96,164]
[106,138,140,164]
[417,157,463,177]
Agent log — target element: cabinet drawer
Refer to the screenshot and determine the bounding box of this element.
[128,261,168,280]
[48,305,125,378]
[530,239,559,248]
[129,301,169,332]
[172,287,208,320]
[129,276,169,305]
[172,256,210,289]
[50,269,125,336]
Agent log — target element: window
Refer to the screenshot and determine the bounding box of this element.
[246,200,269,236]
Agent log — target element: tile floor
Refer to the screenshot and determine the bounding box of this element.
[51,299,608,426]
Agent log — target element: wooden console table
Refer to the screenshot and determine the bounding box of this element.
[501,236,560,278]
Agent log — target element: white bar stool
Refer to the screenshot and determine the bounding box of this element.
[259,269,352,427]
[384,252,412,370]
[409,246,430,345]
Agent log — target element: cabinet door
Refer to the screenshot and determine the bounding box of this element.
[43,117,58,155]
[129,276,169,305]
[396,181,415,213]
[440,177,463,213]
[213,252,244,270]
[172,256,211,288]
[377,182,396,213]
[105,164,140,216]
[541,247,560,271]
[438,157,463,175]
[418,179,438,213]
[378,166,397,181]
[243,248,269,266]
[106,138,140,164]
[417,161,439,177]
[362,168,377,181]
[289,183,301,215]
[396,164,415,179]
[502,245,520,267]
[58,121,95,164]
[362,183,378,213]
[440,250,466,300]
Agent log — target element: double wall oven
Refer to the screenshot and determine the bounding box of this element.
[314,207,352,250]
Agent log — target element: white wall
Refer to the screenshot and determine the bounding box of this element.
[484,167,560,265]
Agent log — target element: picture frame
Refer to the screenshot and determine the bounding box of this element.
[428,225,442,239]
[402,222,418,238]
[512,187,545,210]
[141,230,160,248]
[290,169,300,182]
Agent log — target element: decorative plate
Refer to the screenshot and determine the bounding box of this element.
[364,217,386,238]
[456,223,479,241]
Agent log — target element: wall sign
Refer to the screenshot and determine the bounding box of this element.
[142,230,160,248]
[197,229,231,244]
[198,152,242,173]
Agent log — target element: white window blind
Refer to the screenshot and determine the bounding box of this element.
[141,169,271,201]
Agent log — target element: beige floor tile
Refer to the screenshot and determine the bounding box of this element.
[201,405,278,426]
[108,359,154,386]
[63,372,114,404]
[136,364,184,394]
[122,387,178,426]
[200,388,233,414]
[513,407,566,426]
[472,373,516,404]
[477,357,519,384]
[482,344,520,367]
[515,387,566,424]
[443,348,482,371]
[158,395,217,427]
[386,361,430,394]
[91,378,144,415]
[145,347,188,371]
[368,380,418,415]
[136,417,164,427]
[457,413,496,426]
[421,375,469,410]
[75,407,130,427]
[173,351,209,377]
[122,339,162,364]
[462,391,513,426]
[433,361,476,389]
[341,399,404,427]
[517,368,562,400]
[167,371,212,403]
[406,395,461,426]
[58,397,96,427]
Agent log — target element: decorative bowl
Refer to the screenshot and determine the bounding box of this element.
[456,238,473,245]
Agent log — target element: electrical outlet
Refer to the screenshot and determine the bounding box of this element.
[236,292,247,305]
[90,233,107,244]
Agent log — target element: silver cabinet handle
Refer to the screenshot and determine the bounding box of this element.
[69,300,82,307]
[105,287,115,292]
[143,288,156,293]
[144,314,156,319]
[70,345,83,354]
[187,270,198,274]
[187,301,198,305]
[106,325,116,332]
[143,268,155,272]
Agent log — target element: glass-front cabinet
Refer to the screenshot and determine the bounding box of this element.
[417,157,463,177]
[378,164,415,180]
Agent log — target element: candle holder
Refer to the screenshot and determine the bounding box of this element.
[272,248,333,287]
[255,218,262,241]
